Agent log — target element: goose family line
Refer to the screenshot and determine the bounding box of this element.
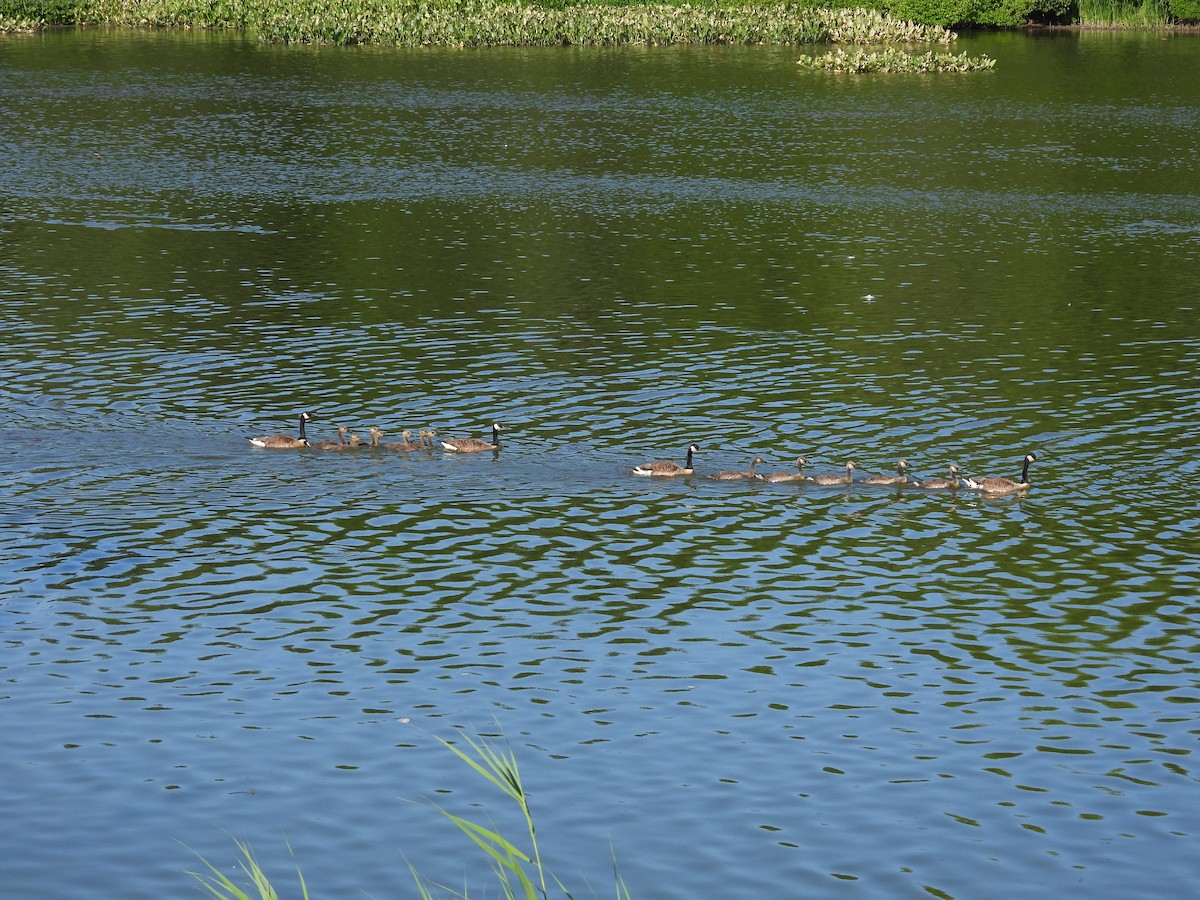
[248,412,503,454]
[632,446,1039,495]
[249,413,1038,495]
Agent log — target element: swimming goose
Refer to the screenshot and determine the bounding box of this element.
[763,456,809,483]
[309,426,350,450]
[631,444,700,477]
[960,453,1037,494]
[808,461,856,486]
[249,411,314,448]
[419,429,438,449]
[861,459,910,486]
[381,428,425,452]
[441,422,504,453]
[334,432,371,450]
[710,456,766,481]
[910,465,962,490]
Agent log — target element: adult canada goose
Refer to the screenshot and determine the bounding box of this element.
[441,422,504,453]
[710,456,766,481]
[808,461,856,486]
[249,411,314,448]
[763,456,809,483]
[861,459,910,486]
[631,444,700,477]
[309,426,350,450]
[381,428,425,452]
[960,452,1037,494]
[910,465,962,490]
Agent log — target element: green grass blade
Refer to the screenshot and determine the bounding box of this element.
[439,809,532,865]
[180,839,258,900]
[281,839,309,900]
[437,734,523,802]
[434,807,540,899]
[408,862,437,900]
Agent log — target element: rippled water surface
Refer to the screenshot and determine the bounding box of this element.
[2,27,1199,899]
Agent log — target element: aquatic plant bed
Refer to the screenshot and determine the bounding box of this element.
[797,46,995,70]
[252,2,958,46]
[5,0,958,46]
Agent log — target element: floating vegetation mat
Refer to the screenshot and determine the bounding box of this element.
[252,2,958,46]
[7,1,959,46]
[796,46,996,71]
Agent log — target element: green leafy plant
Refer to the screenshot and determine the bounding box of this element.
[1168,0,1200,20]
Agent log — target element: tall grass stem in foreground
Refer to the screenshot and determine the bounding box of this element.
[184,835,310,900]
[410,729,631,899]
[184,728,630,898]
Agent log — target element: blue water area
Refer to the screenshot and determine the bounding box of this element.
[1,26,1199,899]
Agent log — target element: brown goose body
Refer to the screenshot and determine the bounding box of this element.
[808,461,856,486]
[911,465,962,490]
[861,459,910,486]
[710,456,766,481]
[249,411,313,449]
[631,444,700,477]
[960,453,1037,495]
[441,423,503,453]
[310,426,350,450]
[763,457,809,483]
[382,428,427,452]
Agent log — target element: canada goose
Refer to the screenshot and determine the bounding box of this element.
[861,459,910,486]
[710,456,766,481]
[808,461,856,486]
[309,426,350,450]
[631,444,700,477]
[441,422,503,453]
[381,429,425,452]
[910,465,962,490]
[763,456,809,483]
[249,411,314,448]
[960,453,1037,494]
[419,429,438,449]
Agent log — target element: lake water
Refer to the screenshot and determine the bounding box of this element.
[1,25,1198,899]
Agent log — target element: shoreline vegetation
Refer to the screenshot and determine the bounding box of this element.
[1,2,961,44]
[1,0,1197,44]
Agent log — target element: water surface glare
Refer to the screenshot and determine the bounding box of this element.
[1,27,1199,899]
